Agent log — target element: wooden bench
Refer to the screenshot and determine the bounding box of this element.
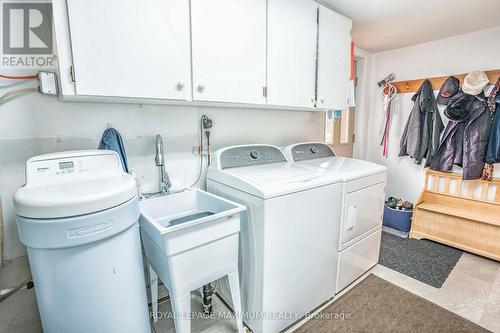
[411,170,500,262]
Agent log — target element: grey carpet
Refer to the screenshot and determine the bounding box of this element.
[379,232,462,288]
[296,274,489,333]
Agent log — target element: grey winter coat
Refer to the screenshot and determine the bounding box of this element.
[430,92,491,180]
[399,79,444,165]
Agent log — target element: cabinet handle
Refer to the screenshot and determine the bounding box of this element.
[176,81,185,91]
[197,84,205,93]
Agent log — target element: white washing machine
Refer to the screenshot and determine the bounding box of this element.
[284,142,387,293]
[14,150,150,333]
[207,144,343,333]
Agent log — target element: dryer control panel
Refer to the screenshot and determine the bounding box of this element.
[290,143,335,161]
[219,145,286,169]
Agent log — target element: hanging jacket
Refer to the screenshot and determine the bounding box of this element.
[485,95,500,163]
[98,127,129,173]
[399,79,444,165]
[430,92,491,180]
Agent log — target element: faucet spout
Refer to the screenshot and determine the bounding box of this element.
[155,135,171,194]
[155,134,164,166]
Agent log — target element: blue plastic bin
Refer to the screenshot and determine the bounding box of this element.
[382,204,413,232]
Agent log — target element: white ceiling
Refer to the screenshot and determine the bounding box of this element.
[322,0,500,52]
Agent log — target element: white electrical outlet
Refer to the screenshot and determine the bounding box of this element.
[38,71,58,96]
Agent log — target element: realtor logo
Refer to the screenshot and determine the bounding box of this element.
[2,2,52,54]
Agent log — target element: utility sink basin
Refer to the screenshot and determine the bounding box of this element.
[139,188,246,295]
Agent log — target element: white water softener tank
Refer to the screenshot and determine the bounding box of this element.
[14,150,150,333]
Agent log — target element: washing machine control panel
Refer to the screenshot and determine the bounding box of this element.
[291,143,335,161]
[220,145,286,169]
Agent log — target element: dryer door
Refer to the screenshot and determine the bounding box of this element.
[340,182,385,250]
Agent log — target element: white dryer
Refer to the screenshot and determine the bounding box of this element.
[284,142,387,293]
[207,144,343,333]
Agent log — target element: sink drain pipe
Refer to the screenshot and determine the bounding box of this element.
[202,283,214,314]
[201,116,215,315]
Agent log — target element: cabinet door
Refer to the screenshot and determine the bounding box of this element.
[317,5,352,110]
[191,0,266,104]
[66,0,191,100]
[267,0,318,108]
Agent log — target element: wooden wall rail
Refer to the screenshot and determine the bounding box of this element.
[389,69,500,94]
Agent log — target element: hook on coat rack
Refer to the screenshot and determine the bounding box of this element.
[107,122,112,129]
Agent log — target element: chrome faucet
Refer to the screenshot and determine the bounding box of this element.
[155,134,171,194]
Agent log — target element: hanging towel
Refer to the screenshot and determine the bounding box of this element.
[98,127,129,173]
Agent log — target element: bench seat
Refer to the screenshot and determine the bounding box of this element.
[410,170,500,262]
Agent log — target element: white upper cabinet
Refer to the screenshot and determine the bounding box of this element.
[267,0,318,108]
[191,0,266,104]
[66,0,191,100]
[55,0,351,109]
[317,5,352,110]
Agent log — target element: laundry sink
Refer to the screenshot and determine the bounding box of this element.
[139,188,246,294]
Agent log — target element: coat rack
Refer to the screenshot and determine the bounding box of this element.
[390,69,500,94]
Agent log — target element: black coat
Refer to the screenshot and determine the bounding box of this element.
[399,79,444,165]
[430,92,491,180]
[486,95,500,163]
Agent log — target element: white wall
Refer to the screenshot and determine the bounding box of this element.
[364,26,500,203]
[0,87,323,260]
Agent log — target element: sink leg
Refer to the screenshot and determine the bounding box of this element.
[228,271,244,333]
[202,283,214,315]
[171,293,191,333]
[149,265,158,323]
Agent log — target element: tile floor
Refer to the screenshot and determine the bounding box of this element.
[372,253,500,333]
[1,252,499,333]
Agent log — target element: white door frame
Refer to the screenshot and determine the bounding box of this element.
[351,46,372,160]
